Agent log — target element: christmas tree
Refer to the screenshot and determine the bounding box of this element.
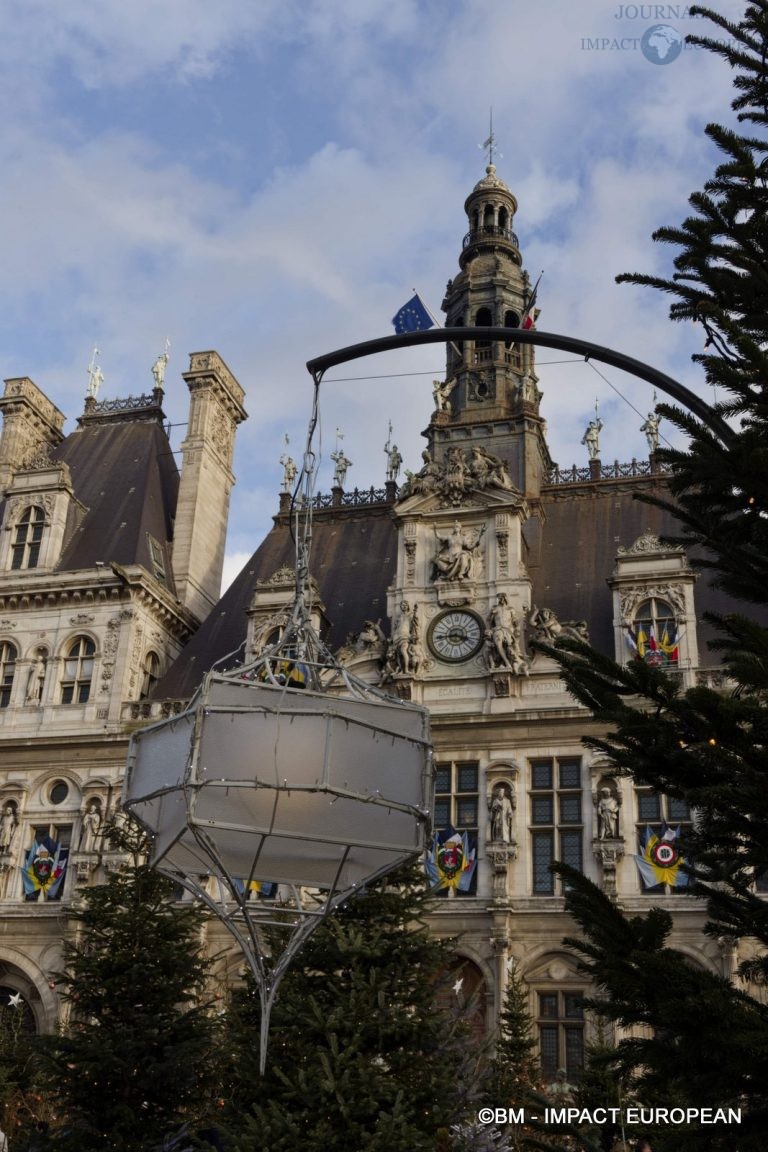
[43,821,220,1151]
[541,4,768,1148]
[221,864,482,1152]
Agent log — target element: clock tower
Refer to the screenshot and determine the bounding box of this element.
[430,163,552,499]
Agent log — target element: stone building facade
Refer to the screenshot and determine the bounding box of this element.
[0,166,742,1081]
[0,352,245,1031]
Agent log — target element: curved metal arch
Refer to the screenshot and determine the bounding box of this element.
[306,327,732,444]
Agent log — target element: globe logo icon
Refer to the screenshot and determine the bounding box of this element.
[641,24,683,65]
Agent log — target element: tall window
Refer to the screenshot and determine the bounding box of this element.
[530,758,583,894]
[633,597,678,666]
[537,990,585,1082]
[433,760,479,897]
[60,637,95,705]
[140,651,160,699]
[0,642,16,707]
[635,788,692,895]
[11,506,45,570]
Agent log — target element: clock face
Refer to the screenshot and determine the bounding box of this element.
[428,610,484,663]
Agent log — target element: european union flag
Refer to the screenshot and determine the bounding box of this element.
[392,293,434,334]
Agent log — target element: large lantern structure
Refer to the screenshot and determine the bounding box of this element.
[123,376,432,1072]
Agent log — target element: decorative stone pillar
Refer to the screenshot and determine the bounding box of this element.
[488,844,517,902]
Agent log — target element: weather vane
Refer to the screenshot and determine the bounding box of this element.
[479,107,501,167]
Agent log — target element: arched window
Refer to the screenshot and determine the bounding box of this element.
[60,637,95,705]
[633,597,678,665]
[140,652,160,700]
[11,506,45,570]
[475,306,493,360]
[503,308,522,360]
[0,642,16,708]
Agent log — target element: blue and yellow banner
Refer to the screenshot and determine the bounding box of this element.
[635,824,689,888]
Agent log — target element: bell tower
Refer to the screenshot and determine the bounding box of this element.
[430,164,552,497]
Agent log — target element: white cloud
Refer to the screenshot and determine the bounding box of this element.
[0,0,747,553]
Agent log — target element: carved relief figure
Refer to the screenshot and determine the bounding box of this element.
[0,803,18,853]
[432,522,486,582]
[486,594,527,673]
[489,783,516,843]
[470,445,513,490]
[357,619,386,653]
[391,601,414,674]
[528,608,589,646]
[25,649,47,704]
[81,800,103,853]
[432,378,456,414]
[527,606,562,643]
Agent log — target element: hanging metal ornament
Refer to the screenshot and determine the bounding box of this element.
[123,371,433,1074]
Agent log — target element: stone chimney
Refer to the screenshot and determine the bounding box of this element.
[0,378,65,492]
[172,351,247,622]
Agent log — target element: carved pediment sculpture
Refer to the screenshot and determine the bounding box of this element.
[400,446,517,508]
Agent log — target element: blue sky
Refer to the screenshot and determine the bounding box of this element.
[0,0,745,587]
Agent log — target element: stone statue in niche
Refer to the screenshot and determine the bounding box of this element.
[595,785,621,840]
[81,800,103,853]
[432,522,486,582]
[25,649,47,704]
[489,782,516,843]
[0,803,18,853]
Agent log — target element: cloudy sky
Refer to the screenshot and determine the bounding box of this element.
[1,0,745,588]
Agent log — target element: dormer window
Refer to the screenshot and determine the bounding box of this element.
[60,636,95,705]
[147,535,166,583]
[632,597,678,666]
[11,506,45,570]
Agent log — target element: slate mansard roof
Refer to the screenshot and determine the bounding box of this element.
[56,417,179,580]
[0,396,179,590]
[157,469,738,702]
